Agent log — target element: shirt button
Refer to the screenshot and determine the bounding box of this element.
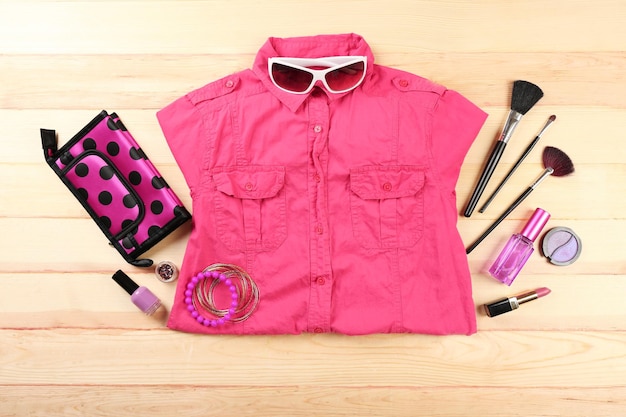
[244,182,254,191]
[399,79,409,87]
[382,182,393,191]
[313,125,322,133]
[313,173,321,183]
[313,327,323,333]
[225,80,234,88]
[316,276,326,285]
[315,224,324,235]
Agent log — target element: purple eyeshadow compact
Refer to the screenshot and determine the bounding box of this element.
[541,227,582,266]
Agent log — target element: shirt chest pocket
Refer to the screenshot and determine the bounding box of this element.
[212,166,287,252]
[349,166,425,249]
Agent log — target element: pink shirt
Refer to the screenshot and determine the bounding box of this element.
[157,33,487,335]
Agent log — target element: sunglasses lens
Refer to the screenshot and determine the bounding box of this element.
[325,61,365,92]
[271,62,314,93]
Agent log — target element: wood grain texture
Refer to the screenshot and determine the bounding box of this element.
[1,1,625,416]
[1,386,623,417]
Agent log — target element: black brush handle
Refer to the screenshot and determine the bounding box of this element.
[479,136,540,213]
[466,186,534,254]
[464,140,507,217]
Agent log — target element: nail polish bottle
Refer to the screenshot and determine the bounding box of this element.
[489,208,551,286]
[112,270,162,315]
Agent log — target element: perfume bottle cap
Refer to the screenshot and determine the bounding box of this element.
[520,208,551,242]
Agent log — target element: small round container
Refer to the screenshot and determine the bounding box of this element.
[155,261,179,283]
[541,227,582,266]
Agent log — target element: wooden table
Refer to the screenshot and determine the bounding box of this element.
[1,1,625,415]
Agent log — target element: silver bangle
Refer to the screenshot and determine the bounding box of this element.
[193,263,260,323]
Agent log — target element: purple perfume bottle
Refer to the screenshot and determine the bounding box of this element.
[489,208,551,286]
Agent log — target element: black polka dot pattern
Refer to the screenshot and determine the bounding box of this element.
[151,200,163,215]
[107,118,120,131]
[107,142,120,156]
[62,113,189,257]
[121,219,134,230]
[75,163,89,177]
[123,194,137,208]
[83,138,97,150]
[129,171,142,185]
[99,166,114,180]
[67,153,141,237]
[98,191,113,205]
[152,176,165,189]
[129,148,142,160]
[100,216,112,229]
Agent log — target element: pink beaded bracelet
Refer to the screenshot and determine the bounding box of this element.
[185,263,259,326]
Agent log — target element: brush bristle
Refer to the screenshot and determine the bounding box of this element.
[543,146,575,177]
[511,80,544,115]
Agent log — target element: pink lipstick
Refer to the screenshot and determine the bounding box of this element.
[484,287,551,317]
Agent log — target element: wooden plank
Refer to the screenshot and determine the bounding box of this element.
[2,385,625,417]
[0,329,625,387]
[1,1,625,54]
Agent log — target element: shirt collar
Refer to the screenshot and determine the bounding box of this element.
[252,33,375,112]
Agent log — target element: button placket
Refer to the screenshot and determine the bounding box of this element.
[312,123,323,184]
[307,94,332,334]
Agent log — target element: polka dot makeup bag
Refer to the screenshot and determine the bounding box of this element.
[41,110,191,267]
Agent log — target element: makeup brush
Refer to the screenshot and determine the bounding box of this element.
[466,146,574,254]
[479,115,557,213]
[464,80,544,217]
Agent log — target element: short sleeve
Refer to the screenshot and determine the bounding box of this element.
[431,89,488,188]
[156,95,206,192]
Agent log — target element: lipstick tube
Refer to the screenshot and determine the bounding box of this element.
[484,287,551,317]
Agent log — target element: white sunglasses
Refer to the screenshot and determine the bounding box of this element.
[268,56,367,94]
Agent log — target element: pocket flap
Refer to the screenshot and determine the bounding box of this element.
[214,166,285,199]
[350,166,425,199]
